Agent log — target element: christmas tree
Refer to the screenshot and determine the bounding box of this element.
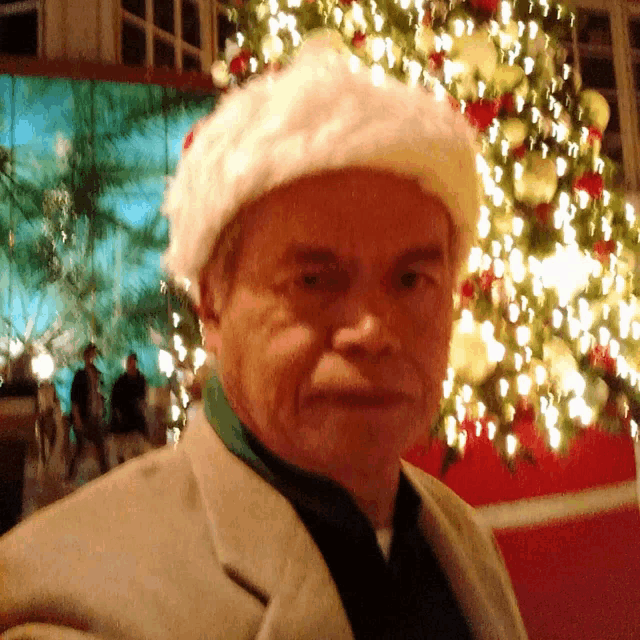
[210,0,640,466]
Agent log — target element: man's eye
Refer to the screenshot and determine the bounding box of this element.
[296,271,344,291]
[399,271,430,290]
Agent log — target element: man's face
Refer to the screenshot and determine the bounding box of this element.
[126,356,137,376]
[202,168,454,478]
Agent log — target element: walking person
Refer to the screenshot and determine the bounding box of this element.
[66,342,109,481]
[109,352,151,464]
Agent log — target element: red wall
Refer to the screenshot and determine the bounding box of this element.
[407,423,640,640]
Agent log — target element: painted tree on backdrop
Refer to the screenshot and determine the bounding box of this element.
[211,0,640,468]
[0,78,210,392]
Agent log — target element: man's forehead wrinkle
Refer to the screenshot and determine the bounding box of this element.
[278,243,448,271]
[284,246,342,265]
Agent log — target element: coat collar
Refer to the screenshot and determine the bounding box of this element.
[403,463,527,640]
[181,405,354,639]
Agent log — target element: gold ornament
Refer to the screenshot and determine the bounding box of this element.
[493,64,526,93]
[513,150,558,206]
[449,318,497,384]
[579,89,610,133]
[502,118,528,149]
[451,28,498,81]
[210,60,231,88]
[415,26,436,55]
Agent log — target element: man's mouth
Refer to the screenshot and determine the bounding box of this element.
[309,391,411,408]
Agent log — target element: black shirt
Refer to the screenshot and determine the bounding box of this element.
[203,375,473,640]
[110,371,147,434]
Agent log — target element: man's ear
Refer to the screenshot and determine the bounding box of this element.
[197,305,223,358]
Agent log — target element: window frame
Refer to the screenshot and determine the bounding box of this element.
[0,0,42,57]
[120,0,213,72]
[564,0,640,191]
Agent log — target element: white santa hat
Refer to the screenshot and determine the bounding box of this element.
[163,41,481,303]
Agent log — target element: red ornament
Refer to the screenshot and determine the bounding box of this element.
[470,0,500,11]
[478,266,498,294]
[593,239,616,263]
[352,31,366,48]
[447,95,461,112]
[534,202,553,225]
[465,99,500,132]
[428,51,445,70]
[182,129,195,153]
[589,345,616,375]
[422,12,433,27]
[339,0,355,4]
[460,278,476,300]
[229,50,251,75]
[573,171,604,200]
[604,400,618,418]
[500,92,516,115]
[515,398,536,424]
[512,144,527,159]
[587,126,603,144]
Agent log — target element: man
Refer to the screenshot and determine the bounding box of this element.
[0,45,527,639]
[109,353,150,464]
[66,342,109,480]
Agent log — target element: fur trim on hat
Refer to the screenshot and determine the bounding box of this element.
[164,46,481,303]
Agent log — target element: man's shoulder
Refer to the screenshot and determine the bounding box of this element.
[0,446,198,578]
[71,368,86,383]
[0,442,268,639]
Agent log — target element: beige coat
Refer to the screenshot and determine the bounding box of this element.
[0,407,527,640]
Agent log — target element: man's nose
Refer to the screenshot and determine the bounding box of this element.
[332,306,401,357]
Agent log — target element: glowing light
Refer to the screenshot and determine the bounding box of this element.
[371,37,386,61]
[545,405,559,429]
[446,416,457,446]
[194,348,207,371]
[506,434,518,456]
[523,57,535,75]
[556,157,567,176]
[488,340,506,362]
[371,64,385,86]
[516,326,531,346]
[578,190,590,209]
[158,350,174,377]
[500,1,511,23]
[517,374,532,395]
[548,426,561,449]
[32,354,54,381]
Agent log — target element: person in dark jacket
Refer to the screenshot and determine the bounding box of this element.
[66,342,108,480]
[109,353,150,464]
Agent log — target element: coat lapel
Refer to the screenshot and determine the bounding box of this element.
[403,463,527,640]
[182,406,354,640]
